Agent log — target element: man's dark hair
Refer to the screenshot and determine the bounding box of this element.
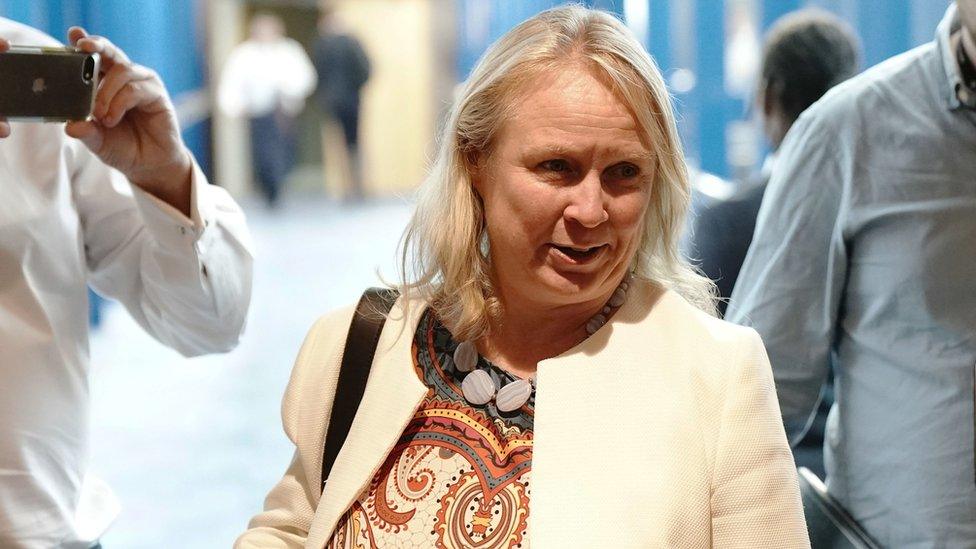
[761,9,861,122]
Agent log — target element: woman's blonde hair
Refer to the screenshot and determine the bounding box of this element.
[398,5,716,340]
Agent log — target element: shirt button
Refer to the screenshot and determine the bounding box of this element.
[179,226,187,235]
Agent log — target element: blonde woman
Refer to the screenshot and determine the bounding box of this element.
[237,6,808,548]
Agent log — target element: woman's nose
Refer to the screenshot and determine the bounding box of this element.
[564,171,609,228]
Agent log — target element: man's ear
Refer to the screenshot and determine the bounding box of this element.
[758,78,775,119]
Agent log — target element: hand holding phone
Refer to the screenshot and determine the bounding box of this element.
[64,27,192,216]
[0,28,192,215]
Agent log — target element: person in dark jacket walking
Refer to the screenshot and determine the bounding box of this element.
[313,5,371,200]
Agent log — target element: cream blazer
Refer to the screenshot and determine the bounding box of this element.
[236,281,810,548]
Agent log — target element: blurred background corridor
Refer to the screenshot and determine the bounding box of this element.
[88,196,412,547]
[0,0,954,546]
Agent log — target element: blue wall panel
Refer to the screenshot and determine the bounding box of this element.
[910,0,951,47]
[587,0,624,16]
[694,1,735,176]
[648,0,672,72]
[857,0,911,68]
[457,0,625,79]
[450,0,953,179]
[762,0,802,31]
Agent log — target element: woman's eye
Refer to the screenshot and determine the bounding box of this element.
[607,163,640,180]
[540,159,571,173]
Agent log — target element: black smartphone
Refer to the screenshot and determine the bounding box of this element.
[0,46,100,121]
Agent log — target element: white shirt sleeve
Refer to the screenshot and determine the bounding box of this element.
[217,47,250,118]
[725,110,849,445]
[284,39,317,100]
[70,139,254,357]
[277,40,318,116]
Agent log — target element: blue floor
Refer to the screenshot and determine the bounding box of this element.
[89,194,414,548]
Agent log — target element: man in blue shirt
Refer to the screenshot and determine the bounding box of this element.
[728,2,976,546]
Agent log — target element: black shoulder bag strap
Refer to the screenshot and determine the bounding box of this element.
[320,287,400,494]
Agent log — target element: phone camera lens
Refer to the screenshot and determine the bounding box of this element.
[83,57,95,83]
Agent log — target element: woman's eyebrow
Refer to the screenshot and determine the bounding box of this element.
[523,144,574,157]
[524,144,653,161]
[602,145,655,161]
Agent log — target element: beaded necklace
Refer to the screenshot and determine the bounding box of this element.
[454,274,632,411]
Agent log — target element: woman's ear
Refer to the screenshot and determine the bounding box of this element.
[465,150,486,194]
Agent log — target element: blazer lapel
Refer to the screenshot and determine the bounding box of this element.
[307,301,429,547]
[529,282,671,546]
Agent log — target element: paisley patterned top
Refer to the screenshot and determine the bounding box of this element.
[326,309,534,548]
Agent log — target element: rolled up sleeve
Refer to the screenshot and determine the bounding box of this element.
[74,141,254,356]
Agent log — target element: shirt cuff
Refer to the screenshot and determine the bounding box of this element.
[130,160,218,253]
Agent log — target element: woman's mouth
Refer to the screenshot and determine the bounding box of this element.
[549,243,609,266]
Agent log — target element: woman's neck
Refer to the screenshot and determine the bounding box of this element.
[476,287,615,379]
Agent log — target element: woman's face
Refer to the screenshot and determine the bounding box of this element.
[473,65,654,311]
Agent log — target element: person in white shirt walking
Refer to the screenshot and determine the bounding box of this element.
[218,13,316,208]
[0,19,254,548]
